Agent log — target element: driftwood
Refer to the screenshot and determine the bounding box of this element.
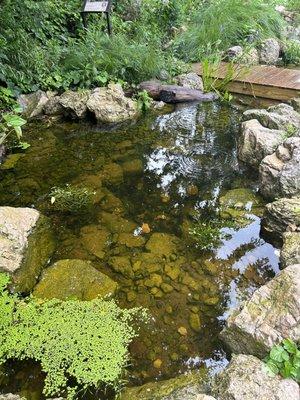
[139,80,218,103]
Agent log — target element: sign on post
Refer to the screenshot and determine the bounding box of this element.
[81,0,113,34]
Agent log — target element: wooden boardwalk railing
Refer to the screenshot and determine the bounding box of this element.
[192,62,300,101]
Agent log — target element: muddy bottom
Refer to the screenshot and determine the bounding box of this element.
[0,102,279,398]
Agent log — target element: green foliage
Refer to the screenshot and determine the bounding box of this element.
[189,218,235,250]
[265,339,300,382]
[0,272,147,399]
[136,90,152,112]
[283,39,300,65]
[174,0,286,61]
[49,185,95,213]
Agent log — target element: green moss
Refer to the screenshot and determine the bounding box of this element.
[14,215,55,293]
[0,273,146,399]
[33,259,118,301]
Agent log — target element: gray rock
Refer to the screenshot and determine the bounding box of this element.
[238,119,284,167]
[119,369,213,400]
[221,265,300,358]
[59,90,90,119]
[259,38,281,65]
[292,98,300,112]
[280,232,300,268]
[18,90,49,118]
[175,72,204,91]
[259,137,300,199]
[226,46,243,61]
[212,354,300,400]
[86,83,139,124]
[44,95,64,116]
[240,47,260,65]
[262,197,300,240]
[243,103,300,131]
[0,207,55,292]
[0,395,24,400]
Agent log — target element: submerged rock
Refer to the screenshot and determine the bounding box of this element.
[221,264,300,358]
[0,153,25,170]
[80,225,111,259]
[219,188,264,219]
[262,197,300,240]
[259,137,300,199]
[99,212,137,234]
[87,84,139,124]
[238,119,284,167]
[259,38,281,65]
[212,354,299,400]
[101,162,124,185]
[146,233,180,257]
[280,232,300,268]
[0,207,54,292]
[33,259,118,300]
[119,369,212,400]
[59,90,90,119]
[18,90,49,118]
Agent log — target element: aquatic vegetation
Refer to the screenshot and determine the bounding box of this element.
[0,273,147,399]
[49,185,95,213]
[136,90,153,112]
[189,218,236,250]
[265,339,300,382]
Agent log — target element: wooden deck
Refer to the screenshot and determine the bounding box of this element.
[192,62,300,101]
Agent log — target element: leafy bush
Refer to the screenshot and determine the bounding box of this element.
[0,273,146,399]
[49,185,96,213]
[283,39,300,65]
[265,339,300,382]
[174,0,285,61]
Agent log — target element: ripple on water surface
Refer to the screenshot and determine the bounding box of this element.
[0,102,279,396]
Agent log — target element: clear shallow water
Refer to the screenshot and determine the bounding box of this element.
[0,102,279,397]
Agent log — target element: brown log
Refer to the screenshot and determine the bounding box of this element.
[139,81,218,103]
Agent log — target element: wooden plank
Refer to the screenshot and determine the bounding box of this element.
[192,62,300,101]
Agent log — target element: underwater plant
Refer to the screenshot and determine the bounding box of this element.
[49,185,95,213]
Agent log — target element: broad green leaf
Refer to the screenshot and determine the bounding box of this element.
[283,339,298,354]
[3,114,26,128]
[270,345,287,362]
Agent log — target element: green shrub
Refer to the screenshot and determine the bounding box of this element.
[49,185,96,213]
[0,273,146,399]
[174,0,285,61]
[265,339,300,382]
[283,39,300,65]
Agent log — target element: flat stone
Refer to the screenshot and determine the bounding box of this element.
[109,256,134,278]
[221,265,300,357]
[118,232,145,248]
[80,225,110,259]
[146,233,179,257]
[99,212,137,234]
[212,354,299,400]
[33,259,118,300]
[0,207,54,292]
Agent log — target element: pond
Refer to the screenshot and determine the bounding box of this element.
[0,101,279,398]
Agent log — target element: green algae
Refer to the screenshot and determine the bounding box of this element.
[33,259,118,300]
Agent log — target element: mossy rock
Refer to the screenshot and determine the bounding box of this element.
[119,369,210,400]
[0,207,55,293]
[80,225,111,259]
[0,154,25,170]
[99,212,137,234]
[122,159,143,176]
[219,188,264,220]
[33,259,118,300]
[101,162,124,185]
[146,233,180,257]
[117,232,145,248]
[108,256,134,278]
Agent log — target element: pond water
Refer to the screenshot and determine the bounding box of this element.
[0,102,279,398]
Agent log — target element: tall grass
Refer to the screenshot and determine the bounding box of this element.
[174,0,286,62]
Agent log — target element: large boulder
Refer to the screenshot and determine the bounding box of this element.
[175,72,204,91]
[119,369,214,400]
[259,137,300,199]
[0,207,55,292]
[221,264,300,358]
[59,90,90,119]
[262,197,300,240]
[212,354,299,400]
[33,259,118,300]
[280,232,300,268]
[87,83,139,124]
[243,103,300,132]
[238,119,284,167]
[18,90,49,118]
[259,38,281,65]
